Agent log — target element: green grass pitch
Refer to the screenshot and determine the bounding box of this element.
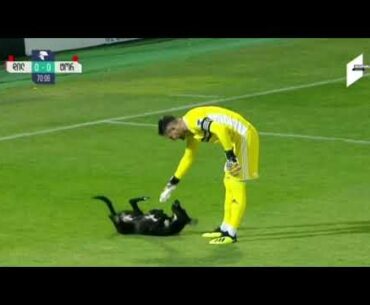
[0,38,369,266]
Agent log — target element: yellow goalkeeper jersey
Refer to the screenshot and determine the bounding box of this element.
[174,106,256,180]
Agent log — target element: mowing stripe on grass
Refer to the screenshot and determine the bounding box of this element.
[0,75,369,143]
[105,120,370,145]
[169,94,223,98]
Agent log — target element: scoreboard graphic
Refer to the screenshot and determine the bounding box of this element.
[6,50,82,84]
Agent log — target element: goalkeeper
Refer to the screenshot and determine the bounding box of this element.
[158,106,259,245]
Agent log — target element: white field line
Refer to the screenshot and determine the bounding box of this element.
[106,120,156,127]
[169,94,223,98]
[0,74,368,143]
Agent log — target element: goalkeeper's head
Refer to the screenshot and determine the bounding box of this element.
[158,115,187,140]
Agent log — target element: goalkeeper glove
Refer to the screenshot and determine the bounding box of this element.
[225,150,241,176]
[159,176,180,203]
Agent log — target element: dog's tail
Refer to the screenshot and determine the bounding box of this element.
[93,195,117,215]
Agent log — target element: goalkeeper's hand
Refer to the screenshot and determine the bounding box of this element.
[226,160,242,176]
[225,149,241,177]
[159,176,180,203]
[159,184,177,202]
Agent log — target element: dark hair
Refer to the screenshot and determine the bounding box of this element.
[158,115,177,135]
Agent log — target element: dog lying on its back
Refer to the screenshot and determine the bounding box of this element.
[93,195,194,236]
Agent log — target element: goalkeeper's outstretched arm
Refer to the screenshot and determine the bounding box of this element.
[174,136,199,180]
[160,137,199,202]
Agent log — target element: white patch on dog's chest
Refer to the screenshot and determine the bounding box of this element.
[120,214,134,222]
[144,215,159,222]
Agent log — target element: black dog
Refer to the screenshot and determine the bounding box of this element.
[93,195,194,236]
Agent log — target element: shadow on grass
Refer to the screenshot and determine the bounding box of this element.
[238,220,370,241]
[105,220,370,265]
[132,233,244,266]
